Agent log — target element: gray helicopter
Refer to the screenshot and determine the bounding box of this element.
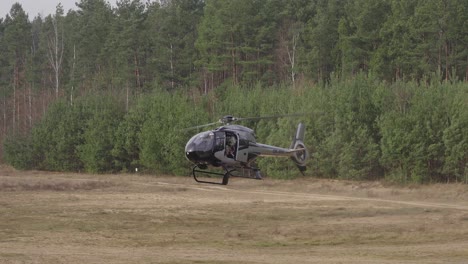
[185,115,308,185]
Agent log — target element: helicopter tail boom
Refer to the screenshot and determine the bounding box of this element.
[250,123,308,173]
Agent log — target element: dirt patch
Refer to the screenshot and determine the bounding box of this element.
[1,168,468,263]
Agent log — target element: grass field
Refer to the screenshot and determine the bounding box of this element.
[1,166,468,263]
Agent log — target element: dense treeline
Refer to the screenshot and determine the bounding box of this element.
[1,0,467,182]
[4,75,468,183]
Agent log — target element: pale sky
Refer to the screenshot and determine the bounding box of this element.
[1,0,119,19]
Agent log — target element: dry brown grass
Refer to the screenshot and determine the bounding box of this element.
[0,178,114,192]
[1,169,468,263]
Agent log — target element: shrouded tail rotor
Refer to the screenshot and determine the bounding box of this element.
[290,123,308,174]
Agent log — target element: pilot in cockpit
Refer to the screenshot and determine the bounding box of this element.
[225,135,237,159]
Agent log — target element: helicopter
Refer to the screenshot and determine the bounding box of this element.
[185,115,309,185]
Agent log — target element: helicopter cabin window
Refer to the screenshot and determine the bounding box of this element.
[214,132,225,152]
[225,132,237,159]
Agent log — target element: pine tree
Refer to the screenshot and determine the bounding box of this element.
[73,0,113,89]
[147,0,204,90]
[2,3,31,134]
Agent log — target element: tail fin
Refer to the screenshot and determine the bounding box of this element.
[290,123,308,174]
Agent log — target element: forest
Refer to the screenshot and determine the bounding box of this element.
[0,0,467,183]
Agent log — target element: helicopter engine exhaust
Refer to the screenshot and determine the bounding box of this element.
[290,123,308,173]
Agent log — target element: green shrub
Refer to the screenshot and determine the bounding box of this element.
[3,133,34,170]
[31,100,86,171]
[78,96,125,173]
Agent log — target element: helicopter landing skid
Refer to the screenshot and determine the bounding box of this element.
[192,165,262,185]
[192,165,231,185]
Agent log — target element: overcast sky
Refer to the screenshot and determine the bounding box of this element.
[1,0,118,19]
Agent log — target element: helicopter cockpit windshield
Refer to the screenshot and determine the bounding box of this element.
[188,132,214,151]
[185,131,215,163]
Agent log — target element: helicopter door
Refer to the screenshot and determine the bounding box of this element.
[225,132,238,160]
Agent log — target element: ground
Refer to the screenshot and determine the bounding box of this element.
[1,166,468,263]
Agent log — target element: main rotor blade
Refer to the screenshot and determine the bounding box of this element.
[183,121,220,131]
[236,113,308,122]
[183,113,309,131]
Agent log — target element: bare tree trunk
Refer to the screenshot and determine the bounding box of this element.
[42,91,46,116]
[230,32,237,85]
[21,89,25,132]
[16,90,21,134]
[466,57,468,81]
[13,65,17,134]
[203,70,208,95]
[47,14,64,98]
[2,99,6,137]
[209,72,215,90]
[286,33,299,88]
[170,43,174,89]
[445,40,449,81]
[126,81,129,112]
[28,86,32,128]
[134,52,141,89]
[438,31,442,77]
[71,44,76,106]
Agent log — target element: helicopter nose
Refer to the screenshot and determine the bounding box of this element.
[185,131,215,163]
[185,150,211,163]
[185,150,198,162]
